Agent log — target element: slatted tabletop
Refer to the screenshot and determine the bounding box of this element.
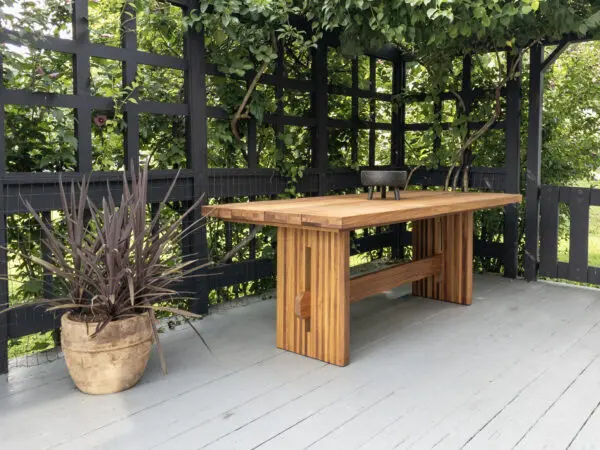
[202,191,522,230]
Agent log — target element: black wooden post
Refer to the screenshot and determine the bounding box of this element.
[460,55,472,181]
[73,0,93,173]
[504,52,522,278]
[247,118,258,169]
[351,58,359,164]
[391,56,406,259]
[275,43,285,174]
[312,43,328,195]
[0,48,8,375]
[391,57,406,168]
[246,83,258,260]
[184,1,209,314]
[525,44,544,281]
[368,56,376,167]
[121,0,140,169]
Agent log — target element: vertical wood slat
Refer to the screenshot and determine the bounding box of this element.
[433,218,441,299]
[525,44,544,281]
[411,221,421,296]
[432,100,442,152]
[121,0,139,169]
[557,186,572,282]
[224,198,233,261]
[503,52,521,279]
[462,212,474,302]
[588,189,600,282]
[183,1,209,314]
[455,213,464,302]
[73,0,92,173]
[276,227,349,366]
[247,118,258,169]
[445,214,456,301]
[591,189,600,207]
[426,220,433,298]
[568,188,590,282]
[41,212,61,346]
[0,48,8,374]
[539,185,560,278]
[412,212,473,305]
[41,212,54,299]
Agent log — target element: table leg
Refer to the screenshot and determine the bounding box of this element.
[412,212,473,305]
[276,227,350,366]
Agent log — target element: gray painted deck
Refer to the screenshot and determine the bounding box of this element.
[2,274,600,450]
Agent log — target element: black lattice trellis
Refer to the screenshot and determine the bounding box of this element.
[0,0,525,373]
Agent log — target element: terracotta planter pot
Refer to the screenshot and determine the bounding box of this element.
[61,313,153,395]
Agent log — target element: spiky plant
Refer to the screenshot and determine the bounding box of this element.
[2,162,208,372]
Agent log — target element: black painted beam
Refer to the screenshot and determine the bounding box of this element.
[73,0,93,173]
[0,48,7,375]
[525,44,544,281]
[541,39,570,74]
[121,1,139,169]
[503,53,522,279]
[312,42,329,195]
[184,0,210,315]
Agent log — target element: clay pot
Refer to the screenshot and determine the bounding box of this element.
[61,313,153,395]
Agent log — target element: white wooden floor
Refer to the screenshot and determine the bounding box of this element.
[2,274,600,450]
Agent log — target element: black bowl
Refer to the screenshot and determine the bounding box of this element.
[360,170,407,188]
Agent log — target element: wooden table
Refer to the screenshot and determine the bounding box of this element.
[203,191,521,366]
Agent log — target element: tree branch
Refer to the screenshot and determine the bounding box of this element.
[404,165,422,189]
[449,42,536,191]
[230,61,270,140]
[444,165,455,191]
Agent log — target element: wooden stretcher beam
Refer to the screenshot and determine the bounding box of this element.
[348,255,443,304]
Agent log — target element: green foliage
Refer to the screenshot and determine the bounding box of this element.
[541,43,600,185]
[188,0,600,180]
[8,331,56,359]
[185,0,320,77]
[313,1,598,63]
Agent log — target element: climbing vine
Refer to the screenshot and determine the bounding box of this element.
[187,0,600,190]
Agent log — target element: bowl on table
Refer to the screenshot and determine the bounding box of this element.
[360,170,408,200]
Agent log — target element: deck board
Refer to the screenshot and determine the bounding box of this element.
[1,276,599,450]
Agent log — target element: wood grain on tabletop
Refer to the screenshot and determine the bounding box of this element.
[202,191,522,230]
